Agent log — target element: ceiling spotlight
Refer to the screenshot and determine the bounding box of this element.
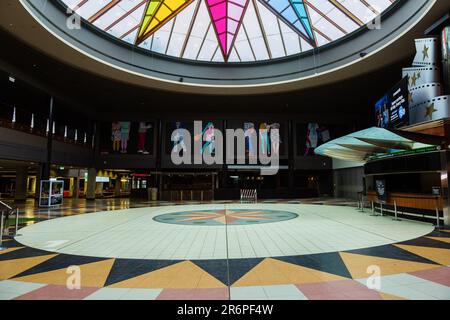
[8,76,15,83]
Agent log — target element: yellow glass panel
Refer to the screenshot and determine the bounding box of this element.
[147,1,161,16]
[138,1,162,38]
[139,16,151,37]
[164,0,184,11]
[148,19,159,33]
[136,0,194,44]
[155,4,172,21]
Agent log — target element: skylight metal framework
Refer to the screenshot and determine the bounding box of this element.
[60,0,396,62]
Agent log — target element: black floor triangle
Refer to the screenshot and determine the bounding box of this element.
[104,258,179,287]
[0,237,23,249]
[191,259,229,286]
[0,247,52,261]
[12,254,109,278]
[346,244,438,265]
[227,257,264,285]
[274,252,352,279]
[398,236,450,250]
[426,230,450,238]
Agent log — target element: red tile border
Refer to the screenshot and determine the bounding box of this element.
[14,284,99,300]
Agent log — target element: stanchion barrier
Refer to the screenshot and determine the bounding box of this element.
[15,208,19,236]
[393,201,401,221]
[359,193,365,213]
[435,197,440,228]
[370,201,378,216]
[380,202,384,216]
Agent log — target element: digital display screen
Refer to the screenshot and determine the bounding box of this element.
[388,77,409,128]
[375,77,409,129]
[375,95,389,129]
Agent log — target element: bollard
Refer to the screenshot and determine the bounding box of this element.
[380,202,383,217]
[15,208,19,236]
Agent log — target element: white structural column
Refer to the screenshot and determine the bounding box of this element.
[86,168,97,200]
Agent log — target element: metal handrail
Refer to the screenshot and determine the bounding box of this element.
[0,200,20,240]
[0,200,13,211]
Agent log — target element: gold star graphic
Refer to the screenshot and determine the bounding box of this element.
[410,72,417,87]
[422,45,429,60]
[417,71,421,79]
[425,103,437,120]
[408,92,414,104]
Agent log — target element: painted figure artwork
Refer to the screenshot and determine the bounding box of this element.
[305,122,319,156]
[173,122,187,153]
[202,122,215,155]
[269,123,281,156]
[259,122,270,155]
[111,121,121,152]
[119,121,131,153]
[138,122,153,154]
[244,122,256,156]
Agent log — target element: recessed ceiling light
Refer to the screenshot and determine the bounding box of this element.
[8,76,15,83]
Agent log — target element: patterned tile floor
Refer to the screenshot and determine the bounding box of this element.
[0,198,449,300]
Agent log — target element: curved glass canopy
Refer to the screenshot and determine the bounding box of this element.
[60,0,396,62]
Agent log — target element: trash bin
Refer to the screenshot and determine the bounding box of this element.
[148,188,158,201]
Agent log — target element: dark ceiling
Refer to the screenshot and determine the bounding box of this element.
[0,26,413,127]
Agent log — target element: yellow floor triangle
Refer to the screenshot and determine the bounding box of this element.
[14,258,115,288]
[0,254,57,280]
[0,247,24,255]
[379,292,407,300]
[232,258,345,287]
[339,252,439,279]
[109,261,225,289]
[426,236,450,244]
[395,244,450,265]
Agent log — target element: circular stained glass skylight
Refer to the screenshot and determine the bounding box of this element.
[60,0,396,62]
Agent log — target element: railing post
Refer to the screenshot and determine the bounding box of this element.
[436,197,440,228]
[370,201,377,216]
